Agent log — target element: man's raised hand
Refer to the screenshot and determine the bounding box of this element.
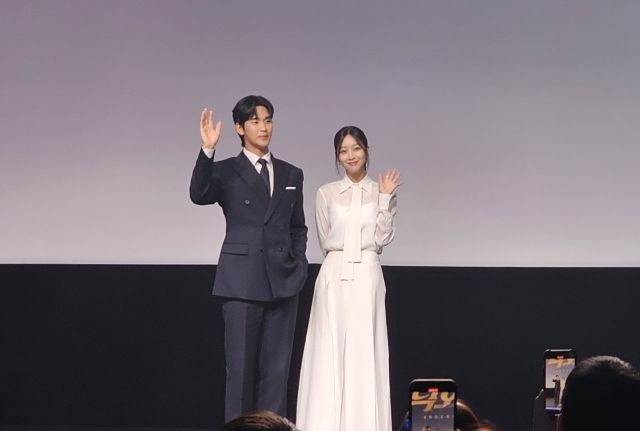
[200,108,222,150]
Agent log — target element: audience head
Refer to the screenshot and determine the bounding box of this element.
[559,355,640,431]
[219,411,298,431]
[455,399,480,431]
[467,420,501,431]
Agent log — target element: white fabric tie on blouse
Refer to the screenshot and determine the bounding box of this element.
[341,183,362,280]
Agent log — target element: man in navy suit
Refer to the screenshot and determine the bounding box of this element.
[190,95,308,422]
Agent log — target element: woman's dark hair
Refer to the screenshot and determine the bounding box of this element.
[219,411,297,431]
[232,95,274,146]
[333,125,370,172]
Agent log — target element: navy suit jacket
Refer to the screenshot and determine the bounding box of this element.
[190,149,308,301]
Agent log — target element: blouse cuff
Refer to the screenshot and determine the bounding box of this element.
[378,192,394,211]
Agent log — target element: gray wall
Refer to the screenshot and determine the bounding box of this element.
[2,1,640,266]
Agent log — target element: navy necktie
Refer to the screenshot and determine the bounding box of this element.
[257,159,270,194]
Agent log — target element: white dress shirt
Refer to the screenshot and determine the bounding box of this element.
[203,146,274,196]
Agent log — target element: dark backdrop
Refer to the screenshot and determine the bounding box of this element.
[1,265,639,431]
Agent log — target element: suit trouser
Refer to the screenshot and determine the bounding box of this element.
[221,294,298,422]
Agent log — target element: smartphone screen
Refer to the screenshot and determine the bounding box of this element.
[410,384,456,431]
[544,350,576,412]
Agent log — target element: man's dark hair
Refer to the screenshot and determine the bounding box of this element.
[232,95,274,146]
[219,411,297,431]
[561,356,640,431]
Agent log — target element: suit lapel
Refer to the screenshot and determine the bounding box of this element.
[233,152,270,209]
[264,157,289,223]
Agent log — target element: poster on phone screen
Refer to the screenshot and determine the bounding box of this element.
[411,390,455,431]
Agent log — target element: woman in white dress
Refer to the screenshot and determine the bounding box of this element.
[297,126,402,431]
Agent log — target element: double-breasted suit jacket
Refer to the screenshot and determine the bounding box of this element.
[190,149,308,300]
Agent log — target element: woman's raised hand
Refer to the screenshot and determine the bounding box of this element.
[378,168,402,194]
[200,108,222,150]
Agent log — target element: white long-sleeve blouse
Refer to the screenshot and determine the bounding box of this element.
[315,175,397,257]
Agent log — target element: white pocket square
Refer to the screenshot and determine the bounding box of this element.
[285,186,297,190]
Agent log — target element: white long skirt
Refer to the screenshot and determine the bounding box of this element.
[296,250,392,431]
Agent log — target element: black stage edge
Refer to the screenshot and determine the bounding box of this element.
[1,265,639,431]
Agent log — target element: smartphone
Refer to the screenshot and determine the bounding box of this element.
[409,379,457,431]
[544,349,576,415]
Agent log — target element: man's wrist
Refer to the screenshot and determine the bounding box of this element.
[202,146,215,158]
